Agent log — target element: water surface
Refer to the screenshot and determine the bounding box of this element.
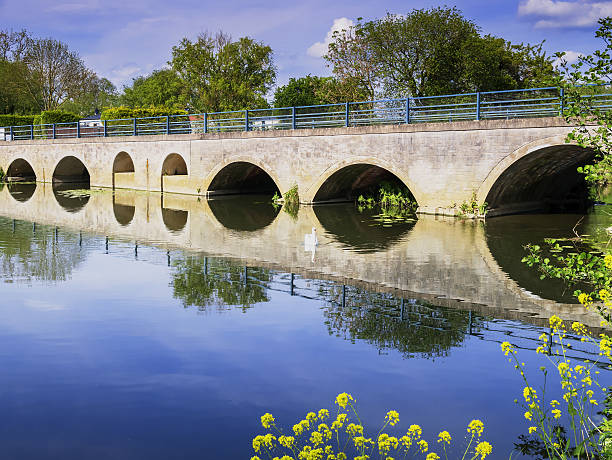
[0,185,609,459]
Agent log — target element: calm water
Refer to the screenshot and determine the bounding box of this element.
[0,183,609,459]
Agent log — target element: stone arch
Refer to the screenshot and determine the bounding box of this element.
[477,136,594,216]
[304,157,422,204]
[6,158,36,182]
[206,159,281,196]
[52,156,90,184]
[112,151,135,190]
[161,153,188,192]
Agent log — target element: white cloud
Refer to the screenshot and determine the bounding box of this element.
[307,17,354,58]
[553,49,583,67]
[518,0,612,28]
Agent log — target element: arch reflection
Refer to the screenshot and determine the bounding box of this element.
[8,182,36,202]
[314,203,415,253]
[208,195,280,232]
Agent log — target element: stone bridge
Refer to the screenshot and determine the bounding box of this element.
[0,117,592,216]
[0,183,600,328]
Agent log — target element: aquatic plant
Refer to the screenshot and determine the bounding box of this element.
[356,181,417,223]
[283,185,299,219]
[457,192,487,218]
[251,392,492,460]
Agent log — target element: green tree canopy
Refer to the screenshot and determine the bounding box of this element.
[273,75,334,107]
[120,69,185,108]
[170,31,276,112]
[325,7,556,99]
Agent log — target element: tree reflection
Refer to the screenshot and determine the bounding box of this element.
[171,256,272,311]
[321,285,481,358]
[0,217,85,282]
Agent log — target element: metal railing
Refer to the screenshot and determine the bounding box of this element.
[2,85,611,141]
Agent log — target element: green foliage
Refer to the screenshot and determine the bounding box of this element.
[0,167,5,182]
[553,18,612,192]
[170,31,276,112]
[273,75,336,108]
[38,110,80,125]
[283,185,299,219]
[120,69,185,108]
[324,7,556,99]
[458,192,488,217]
[356,181,417,221]
[100,106,188,131]
[0,114,35,126]
[61,77,118,116]
[101,106,187,120]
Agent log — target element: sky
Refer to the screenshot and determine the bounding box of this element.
[0,0,610,92]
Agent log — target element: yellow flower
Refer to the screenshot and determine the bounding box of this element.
[310,430,323,446]
[261,413,275,429]
[346,423,364,437]
[317,409,329,420]
[437,431,452,444]
[523,387,537,402]
[426,454,440,460]
[335,392,353,409]
[550,399,560,407]
[528,426,537,434]
[306,412,317,422]
[549,315,563,329]
[467,420,484,436]
[524,411,532,421]
[408,424,422,439]
[417,440,428,453]
[279,435,295,448]
[386,410,400,426]
[475,441,492,459]
[501,341,513,356]
[552,409,562,419]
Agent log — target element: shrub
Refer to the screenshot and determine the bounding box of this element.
[0,114,36,127]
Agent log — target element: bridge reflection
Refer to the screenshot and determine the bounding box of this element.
[0,183,602,328]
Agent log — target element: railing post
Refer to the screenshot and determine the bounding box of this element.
[8,125,12,141]
[166,116,170,135]
[52,123,56,139]
[245,109,249,132]
[30,124,33,140]
[103,120,108,137]
[76,121,80,138]
[345,102,350,127]
[559,87,565,116]
[133,118,137,136]
[405,97,410,124]
[203,113,208,134]
[292,107,296,130]
[476,92,481,121]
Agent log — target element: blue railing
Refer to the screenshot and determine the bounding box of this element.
[2,85,611,141]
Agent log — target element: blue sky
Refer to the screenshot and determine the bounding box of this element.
[0,0,610,91]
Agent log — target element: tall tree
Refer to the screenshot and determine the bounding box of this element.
[325,21,380,101]
[170,31,276,112]
[21,37,98,111]
[120,69,185,108]
[324,7,556,99]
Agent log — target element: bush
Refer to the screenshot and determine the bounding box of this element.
[101,106,187,121]
[0,114,36,127]
[39,110,80,125]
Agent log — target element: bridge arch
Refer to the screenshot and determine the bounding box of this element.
[477,136,594,216]
[6,158,36,182]
[304,158,423,204]
[52,156,90,185]
[206,159,281,196]
[161,153,188,192]
[112,151,135,190]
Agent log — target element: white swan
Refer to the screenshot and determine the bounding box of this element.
[304,227,318,248]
